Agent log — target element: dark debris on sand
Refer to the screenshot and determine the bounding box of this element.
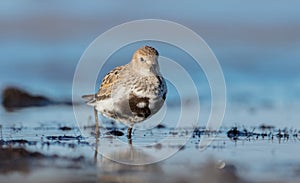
[59,126,72,131]
[227,125,299,142]
[0,139,37,146]
[156,124,166,129]
[227,127,257,140]
[46,135,84,141]
[105,130,124,136]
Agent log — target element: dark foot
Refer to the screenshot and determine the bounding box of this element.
[127,127,133,139]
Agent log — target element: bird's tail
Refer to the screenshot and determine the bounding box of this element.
[82,94,96,106]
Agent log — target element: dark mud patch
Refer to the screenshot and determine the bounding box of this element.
[0,147,89,174]
[0,147,44,174]
[2,87,72,111]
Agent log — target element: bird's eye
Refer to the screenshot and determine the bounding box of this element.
[140,57,145,62]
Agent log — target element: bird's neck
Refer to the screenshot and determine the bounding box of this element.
[135,67,160,77]
[129,64,159,77]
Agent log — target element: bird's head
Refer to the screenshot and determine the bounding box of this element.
[130,46,160,75]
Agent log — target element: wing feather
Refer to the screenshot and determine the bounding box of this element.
[96,66,123,100]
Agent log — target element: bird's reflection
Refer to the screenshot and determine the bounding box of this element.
[93,137,164,183]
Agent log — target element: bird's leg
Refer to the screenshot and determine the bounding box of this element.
[127,127,133,139]
[94,107,99,137]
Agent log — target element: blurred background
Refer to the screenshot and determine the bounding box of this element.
[1,1,300,182]
[1,0,300,127]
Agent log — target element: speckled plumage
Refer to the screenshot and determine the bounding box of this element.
[82,46,167,138]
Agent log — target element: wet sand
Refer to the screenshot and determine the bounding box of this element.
[0,88,299,183]
[0,118,299,183]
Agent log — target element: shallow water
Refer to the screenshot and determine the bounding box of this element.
[1,104,300,183]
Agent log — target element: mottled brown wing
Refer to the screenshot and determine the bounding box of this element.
[96,66,123,101]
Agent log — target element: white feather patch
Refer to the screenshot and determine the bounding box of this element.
[136,102,147,108]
